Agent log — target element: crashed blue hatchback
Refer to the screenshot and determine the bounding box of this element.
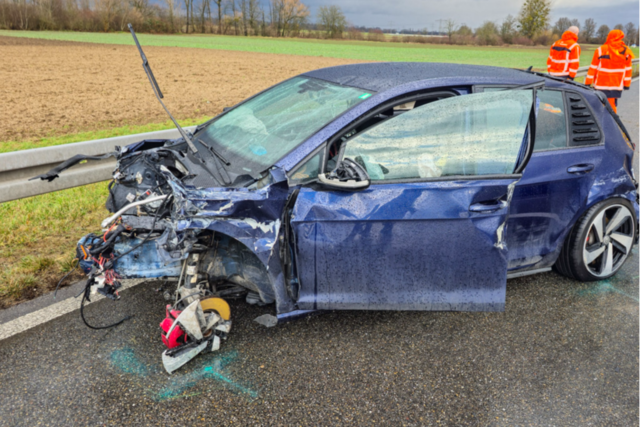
[37,55,639,372]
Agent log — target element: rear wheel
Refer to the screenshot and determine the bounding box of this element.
[555,199,636,281]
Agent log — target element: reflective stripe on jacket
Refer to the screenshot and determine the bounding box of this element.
[584,45,633,91]
[547,33,580,78]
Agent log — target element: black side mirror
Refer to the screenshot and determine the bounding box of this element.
[318,158,371,191]
[222,107,231,112]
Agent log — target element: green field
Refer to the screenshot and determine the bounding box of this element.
[0,30,582,68]
[3,30,636,71]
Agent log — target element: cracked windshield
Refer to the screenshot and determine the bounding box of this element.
[344,90,533,180]
[197,76,373,175]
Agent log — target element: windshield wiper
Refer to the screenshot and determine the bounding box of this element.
[196,139,230,166]
[128,24,198,155]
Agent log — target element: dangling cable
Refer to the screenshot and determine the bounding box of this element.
[80,287,133,330]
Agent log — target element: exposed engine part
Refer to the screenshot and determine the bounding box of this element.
[121,214,170,231]
[102,194,168,229]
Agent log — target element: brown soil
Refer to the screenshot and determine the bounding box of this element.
[0,35,363,142]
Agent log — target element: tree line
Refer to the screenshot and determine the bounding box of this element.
[0,0,638,47]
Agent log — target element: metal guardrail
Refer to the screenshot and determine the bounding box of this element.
[575,58,639,76]
[1,59,638,204]
[0,127,195,203]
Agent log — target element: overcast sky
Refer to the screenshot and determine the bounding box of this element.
[300,0,639,31]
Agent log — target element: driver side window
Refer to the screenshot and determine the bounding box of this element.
[342,90,534,181]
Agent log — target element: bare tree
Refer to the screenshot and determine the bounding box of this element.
[96,0,119,31]
[444,19,458,42]
[247,0,260,35]
[240,0,247,35]
[198,0,211,32]
[183,0,193,33]
[130,0,150,17]
[271,0,308,37]
[15,0,30,29]
[500,14,518,44]
[164,0,177,32]
[117,0,131,30]
[624,22,637,45]
[317,5,346,39]
[213,0,222,33]
[552,17,572,35]
[229,0,238,35]
[582,18,596,43]
[596,24,610,43]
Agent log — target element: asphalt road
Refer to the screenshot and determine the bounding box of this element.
[0,83,638,427]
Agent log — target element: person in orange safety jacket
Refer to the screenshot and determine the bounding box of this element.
[547,26,581,80]
[584,29,635,114]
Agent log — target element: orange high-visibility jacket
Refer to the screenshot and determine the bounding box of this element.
[547,32,581,78]
[585,34,633,91]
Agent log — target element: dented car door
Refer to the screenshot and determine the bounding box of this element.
[291,90,537,312]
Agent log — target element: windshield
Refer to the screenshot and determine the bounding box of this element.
[195,77,373,177]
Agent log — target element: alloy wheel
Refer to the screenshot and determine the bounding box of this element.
[582,204,635,278]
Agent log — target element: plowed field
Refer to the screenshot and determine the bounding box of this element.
[0,35,362,142]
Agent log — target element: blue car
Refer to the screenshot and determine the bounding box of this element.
[39,62,638,372]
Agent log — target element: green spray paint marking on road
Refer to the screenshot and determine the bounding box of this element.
[578,281,639,303]
[110,348,257,400]
[110,348,149,376]
[154,350,258,400]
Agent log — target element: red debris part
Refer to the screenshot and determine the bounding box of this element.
[160,305,186,349]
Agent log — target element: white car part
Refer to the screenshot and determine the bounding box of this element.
[162,342,208,374]
[100,194,168,229]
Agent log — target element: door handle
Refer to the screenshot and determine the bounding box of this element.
[567,164,594,174]
[469,200,507,213]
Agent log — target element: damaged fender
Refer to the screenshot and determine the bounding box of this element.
[110,163,297,314]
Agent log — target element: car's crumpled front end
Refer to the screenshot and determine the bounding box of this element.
[39,136,295,373]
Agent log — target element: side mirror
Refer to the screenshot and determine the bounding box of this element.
[317,158,371,191]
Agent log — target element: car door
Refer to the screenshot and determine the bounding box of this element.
[290,89,538,312]
[506,90,604,271]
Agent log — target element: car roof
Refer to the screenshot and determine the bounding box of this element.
[303,62,546,93]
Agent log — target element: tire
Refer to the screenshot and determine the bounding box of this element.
[555,198,637,281]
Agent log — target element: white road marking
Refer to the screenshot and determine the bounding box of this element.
[0,280,145,341]
[632,77,639,83]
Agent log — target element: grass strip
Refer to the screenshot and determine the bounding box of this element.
[0,182,109,307]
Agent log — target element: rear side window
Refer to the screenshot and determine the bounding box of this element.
[534,90,567,151]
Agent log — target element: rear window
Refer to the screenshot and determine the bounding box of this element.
[534,90,567,151]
